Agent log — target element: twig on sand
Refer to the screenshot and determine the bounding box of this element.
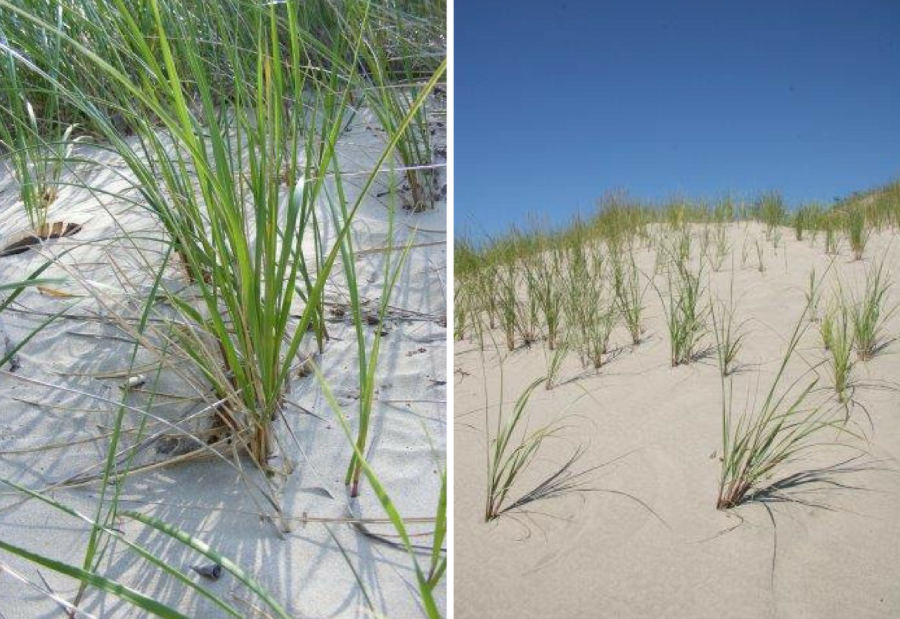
[0,318,21,372]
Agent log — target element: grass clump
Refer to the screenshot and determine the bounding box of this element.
[823,214,841,255]
[455,237,500,341]
[717,302,848,509]
[523,240,565,350]
[656,255,706,366]
[0,103,81,231]
[850,260,895,361]
[792,203,824,243]
[1,0,388,464]
[706,222,731,272]
[484,373,589,522]
[845,207,868,261]
[358,17,441,212]
[792,205,808,241]
[612,249,647,345]
[543,338,570,390]
[565,242,616,369]
[710,275,747,377]
[0,12,83,231]
[821,298,855,404]
[496,257,521,351]
[756,191,786,240]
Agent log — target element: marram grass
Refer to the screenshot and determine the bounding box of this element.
[655,250,707,366]
[850,259,895,361]
[0,0,446,616]
[717,298,851,509]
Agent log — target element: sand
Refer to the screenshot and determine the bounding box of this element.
[454,223,900,619]
[0,108,446,618]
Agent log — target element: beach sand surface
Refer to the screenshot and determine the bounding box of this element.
[455,223,900,619]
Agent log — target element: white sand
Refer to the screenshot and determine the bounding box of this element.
[0,109,446,617]
[455,223,900,619]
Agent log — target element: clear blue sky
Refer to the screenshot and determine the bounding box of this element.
[455,0,900,237]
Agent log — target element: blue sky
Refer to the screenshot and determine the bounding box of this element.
[455,0,900,237]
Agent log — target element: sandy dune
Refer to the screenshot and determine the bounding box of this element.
[455,223,900,619]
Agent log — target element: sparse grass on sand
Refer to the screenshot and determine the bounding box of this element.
[482,360,591,522]
[850,258,896,361]
[454,187,900,618]
[717,300,852,509]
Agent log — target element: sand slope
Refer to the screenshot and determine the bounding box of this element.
[455,223,900,619]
